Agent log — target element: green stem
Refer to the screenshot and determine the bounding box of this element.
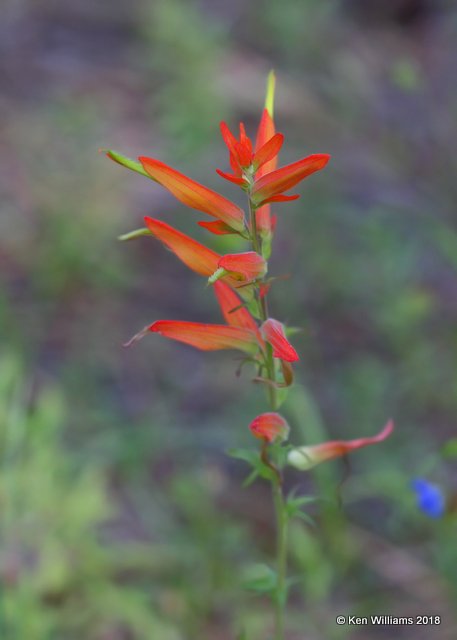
[272,480,288,640]
[247,193,287,640]
[248,197,278,411]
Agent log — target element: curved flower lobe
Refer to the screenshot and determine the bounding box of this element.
[288,420,394,471]
[261,318,299,362]
[249,412,290,443]
[140,157,245,232]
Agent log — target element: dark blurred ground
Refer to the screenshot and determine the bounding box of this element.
[1,1,457,639]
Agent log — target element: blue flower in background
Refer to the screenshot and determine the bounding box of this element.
[412,479,445,518]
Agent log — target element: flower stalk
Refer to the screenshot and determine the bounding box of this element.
[248,186,288,638]
[107,69,394,640]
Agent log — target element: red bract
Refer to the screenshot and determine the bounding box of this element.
[144,217,220,277]
[220,122,253,174]
[255,109,277,175]
[288,420,394,470]
[140,157,246,233]
[144,217,249,293]
[219,120,285,179]
[149,321,260,354]
[252,154,330,207]
[213,281,265,346]
[197,220,238,235]
[254,107,277,235]
[249,412,290,444]
[217,251,267,283]
[261,318,299,362]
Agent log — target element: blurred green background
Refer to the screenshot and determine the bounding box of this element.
[1,0,457,638]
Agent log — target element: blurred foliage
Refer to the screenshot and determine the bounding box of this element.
[139,0,229,156]
[0,353,181,639]
[1,0,457,637]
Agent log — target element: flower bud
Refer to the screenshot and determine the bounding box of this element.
[249,412,290,444]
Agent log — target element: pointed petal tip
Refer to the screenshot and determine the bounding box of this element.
[265,70,276,117]
[381,419,395,438]
[123,325,150,348]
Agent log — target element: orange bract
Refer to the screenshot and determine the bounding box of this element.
[140,157,246,232]
[144,217,220,277]
[252,154,330,206]
[254,108,278,234]
[213,281,264,346]
[218,252,267,282]
[149,320,260,355]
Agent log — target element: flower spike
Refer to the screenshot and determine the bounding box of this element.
[287,420,394,471]
[140,157,246,233]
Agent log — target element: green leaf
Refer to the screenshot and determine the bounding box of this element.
[442,438,457,459]
[242,563,277,594]
[269,442,291,469]
[242,469,259,488]
[227,447,259,466]
[294,511,316,527]
[285,492,317,525]
[227,447,277,484]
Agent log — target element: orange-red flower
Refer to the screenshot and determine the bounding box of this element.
[287,420,394,470]
[210,251,267,285]
[127,282,266,356]
[261,318,299,362]
[149,320,260,355]
[251,154,330,207]
[144,217,220,277]
[143,217,253,294]
[254,102,279,235]
[197,220,238,235]
[139,157,246,233]
[249,412,290,443]
[217,121,284,186]
[213,281,264,346]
